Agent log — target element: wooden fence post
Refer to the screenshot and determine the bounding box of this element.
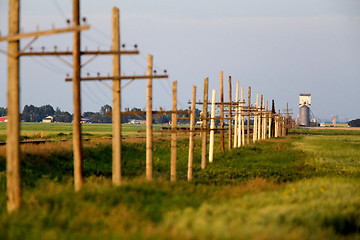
[146,54,153,181]
[209,90,216,163]
[171,81,177,181]
[188,86,196,181]
[201,78,208,169]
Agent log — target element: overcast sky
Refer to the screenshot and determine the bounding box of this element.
[0,0,359,120]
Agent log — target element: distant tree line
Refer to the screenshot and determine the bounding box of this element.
[0,107,6,117]
[348,119,360,127]
[0,104,203,124]
[21,105,72,122]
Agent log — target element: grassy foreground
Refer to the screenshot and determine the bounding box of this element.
[0,129,359,239]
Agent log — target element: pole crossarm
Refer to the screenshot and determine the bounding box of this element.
[65,74,168,82]
[0,24,90,42]
[19,49,139,56]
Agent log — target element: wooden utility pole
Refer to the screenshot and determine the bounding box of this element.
[228,76,232,150]
[188,86,196,181]
[112,7,121,185]
[201,78,208,169]
[247,87,251,144]
[241,86,245,146]
[171,81,177,181]
[258,95,263,140]
[220,71,225,152]
[7,0,21,213]
[73,0,83,191]
[263,99,267,139]
[146,54,153,181]
[233,81,239,148]
[209,90,216,163]
[253,93,258,143]
[271,100,276,137]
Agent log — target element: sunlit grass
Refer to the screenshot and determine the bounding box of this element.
[164,177,360,239]
[0,129,359,239]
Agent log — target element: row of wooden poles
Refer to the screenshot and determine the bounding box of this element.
[144,72,292,182]
[2,0,292,213]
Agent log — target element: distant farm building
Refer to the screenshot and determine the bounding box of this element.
[80,118,91,123]
[128,119,142,124]
[0,116,8,122]
[42,116,54,123]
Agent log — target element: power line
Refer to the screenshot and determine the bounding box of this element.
[82,32,110,48]
[31,57,65,75]
[91,25,111,40]
[52,0,68,21]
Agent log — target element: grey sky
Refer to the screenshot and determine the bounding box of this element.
[0,0,359,120]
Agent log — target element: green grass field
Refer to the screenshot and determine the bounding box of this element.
[0,124,359,239]
[0,122,173,141]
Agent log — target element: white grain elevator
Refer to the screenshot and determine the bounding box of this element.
[299,94,311,127]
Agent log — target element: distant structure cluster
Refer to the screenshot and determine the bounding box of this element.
[299,94,311,127]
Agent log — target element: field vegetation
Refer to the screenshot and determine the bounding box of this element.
[0,124,359,239]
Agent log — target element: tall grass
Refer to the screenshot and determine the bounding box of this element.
[0,132,359,239]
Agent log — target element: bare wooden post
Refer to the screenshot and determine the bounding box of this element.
[201,78,208,169]
[268,101,272,138]
[209,90,216,163]
[258,95,263,140]
[271,100,276,137]
[247,87,251,144]
[264,100,268,139]
[282,115,286,137]
[228,76,232,150]
[233,81,239,148]
[171,81,177,181]
[73,0,83,191]
[279,111,282,137]
[220,71,225,152]
[112,7,121,185]
[253,93,258,143]
[275,112,280,137]
[237,99,241,147]
[146,54,153,181]
[188,86,196,181]
[241,86,245,146]
[7,0,21,213]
